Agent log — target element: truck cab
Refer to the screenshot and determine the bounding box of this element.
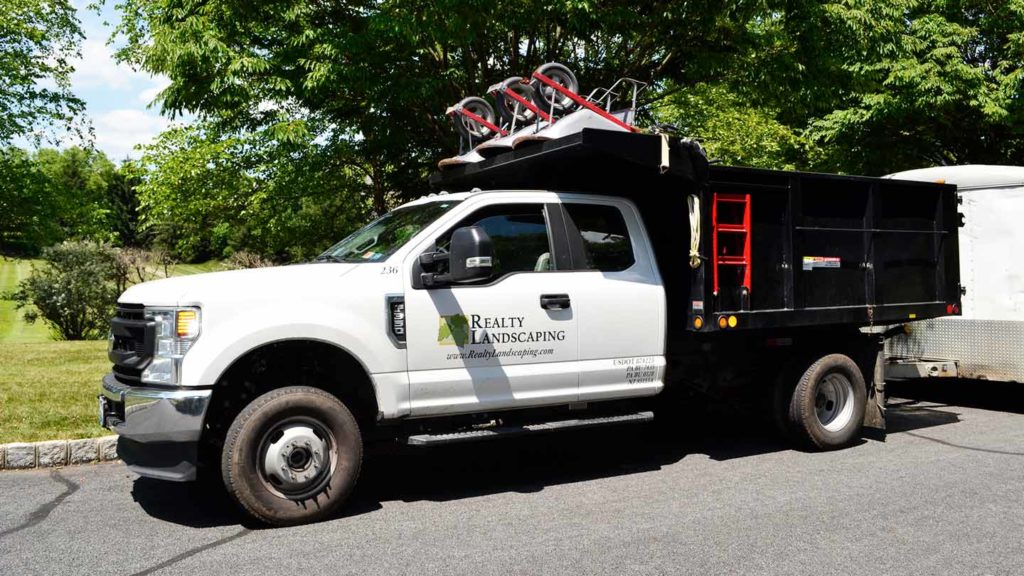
[101,190,668,522]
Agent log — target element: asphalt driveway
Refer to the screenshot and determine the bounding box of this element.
[2,382,1023,575]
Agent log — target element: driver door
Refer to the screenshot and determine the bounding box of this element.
[403,200,581,416]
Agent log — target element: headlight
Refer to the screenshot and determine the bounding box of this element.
[142,307,201,385]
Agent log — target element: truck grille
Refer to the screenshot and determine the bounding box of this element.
[109,304,153,385]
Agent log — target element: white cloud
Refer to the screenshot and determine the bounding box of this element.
[138,77,172,105]
[72,39,147,90]
[93,109,172,160]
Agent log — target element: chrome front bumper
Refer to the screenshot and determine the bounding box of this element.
[100,373,212,481]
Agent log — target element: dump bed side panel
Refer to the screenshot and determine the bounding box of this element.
[699,166,960,331]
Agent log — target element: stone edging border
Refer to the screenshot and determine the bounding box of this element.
[0,435,120,470]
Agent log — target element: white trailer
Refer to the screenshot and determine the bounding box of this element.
[885,165,1024,382]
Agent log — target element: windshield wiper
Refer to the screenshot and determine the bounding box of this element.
[313,253,345,263]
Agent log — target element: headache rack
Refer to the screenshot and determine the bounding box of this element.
[430,129,962,333]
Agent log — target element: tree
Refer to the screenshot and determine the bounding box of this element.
[0,147,61,254]
[128,124,372,262]
[105,164,146,247]
[713,0,1024,174]
[34,146,117,242]
[658,84,809,170]
[112,0,755,211]
[0,0,85,144]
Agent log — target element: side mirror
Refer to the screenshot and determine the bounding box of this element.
[449,226,493,283]
[421,226,493,287]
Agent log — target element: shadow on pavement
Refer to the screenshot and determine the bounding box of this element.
[132,386,987,528]
[888,378,1024,415]
[131,476,245,528]
[130,413,795,527]
[878,400,961,435]
[354,414,791,508]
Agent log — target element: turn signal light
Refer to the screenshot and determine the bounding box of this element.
[693,316,704,330]
[728,315,738,328]
[718,316,728,329]
[176,310,199,338]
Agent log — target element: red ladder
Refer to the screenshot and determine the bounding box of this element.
[712,192,752,301]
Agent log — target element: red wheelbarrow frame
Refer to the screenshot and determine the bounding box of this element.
[447,107,507,138]
[531,71,639,132]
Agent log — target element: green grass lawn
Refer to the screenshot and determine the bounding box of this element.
[0,341,109,443]
[0,257,226,443]
[0,259,53,344]
[172,260,230,276]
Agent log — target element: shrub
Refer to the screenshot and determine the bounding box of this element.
[6,241,120,340]
[224,250,274,270]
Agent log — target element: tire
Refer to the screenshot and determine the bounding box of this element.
[494,77,538,125]
[452,96,499,140]
[221,386,363,526]
[777,354,866,450]
[530,62,579,114]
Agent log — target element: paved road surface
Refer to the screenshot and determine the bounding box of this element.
[2,384,1023,575]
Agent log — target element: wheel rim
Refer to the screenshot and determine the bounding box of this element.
[458,101,496,139]
[815,372,855,432]
[538,70,577,110]
[257,416,337,500]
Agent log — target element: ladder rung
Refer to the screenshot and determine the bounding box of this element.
[716,194,749,203]
[718,256,748,265]
[717,224,747,233]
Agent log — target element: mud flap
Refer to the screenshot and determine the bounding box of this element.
[863,348,886,430]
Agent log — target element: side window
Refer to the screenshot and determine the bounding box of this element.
[437,203,554,278]
[563,203,635,272]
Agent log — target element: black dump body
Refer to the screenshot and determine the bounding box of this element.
[430,129,961,334]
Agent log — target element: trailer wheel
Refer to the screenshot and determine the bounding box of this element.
[778,354,866,450]
[221,386,362,526]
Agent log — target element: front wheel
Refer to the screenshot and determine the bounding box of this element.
[221,386,363,526]
[777,354,866,450]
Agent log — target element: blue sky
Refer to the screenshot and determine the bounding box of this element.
[61,1,186,161]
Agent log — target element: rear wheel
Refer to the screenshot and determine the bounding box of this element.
[777,354,866,450]
[221,386,362,526]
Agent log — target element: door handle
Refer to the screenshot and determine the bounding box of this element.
[540,294,571,310]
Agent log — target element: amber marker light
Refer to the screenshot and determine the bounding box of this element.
[718,316,728,329]
[176,309,200,338]
[693,316,704,330]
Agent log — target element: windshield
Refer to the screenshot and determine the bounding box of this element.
[316,200,461,263]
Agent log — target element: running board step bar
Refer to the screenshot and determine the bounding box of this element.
[404,411,654,446]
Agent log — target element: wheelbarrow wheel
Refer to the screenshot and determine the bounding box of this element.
[530,62,579,114]
[494,77,538,125]
[452,96,499,140]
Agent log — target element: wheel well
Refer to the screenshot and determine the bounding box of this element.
[201,340,379,456]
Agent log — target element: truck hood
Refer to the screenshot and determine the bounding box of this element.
[119,263,360,307]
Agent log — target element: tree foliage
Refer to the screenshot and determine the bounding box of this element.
[0,146,138,255]
[0,0,85,144]
[35,146,117,241]
[127,124,372,262]
[0,147,62,253]
[111,0,1024,192]
[113,0,753,210]
[672,0,1024,173]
